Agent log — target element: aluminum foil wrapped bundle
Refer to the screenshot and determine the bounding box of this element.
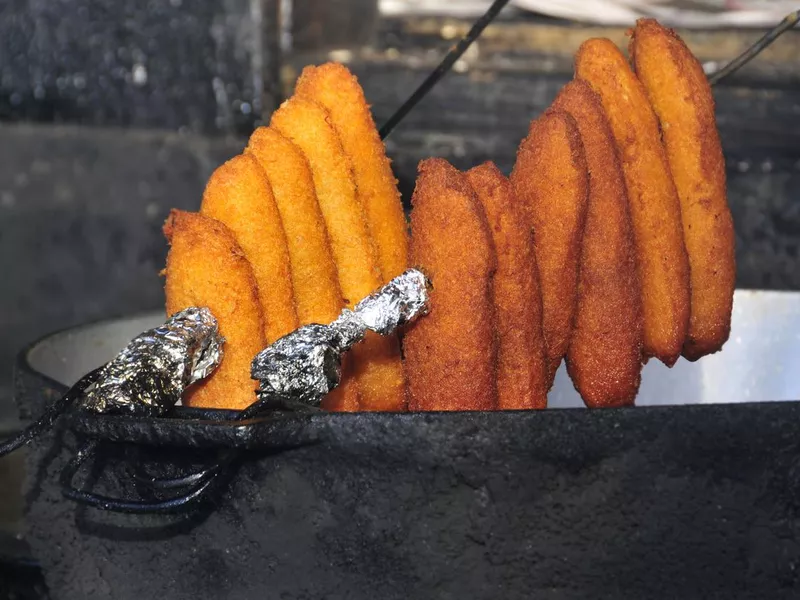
[82,307,224,416]
[251,268,431,407]
[79,269,428,417]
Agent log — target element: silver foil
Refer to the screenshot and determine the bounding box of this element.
[251,268,431,407]
[82,307,224,416]
[354,268,430,335]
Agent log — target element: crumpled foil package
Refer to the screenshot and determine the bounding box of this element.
[80,268,429,416]
[82,307,224,416]
[251,268,431,407]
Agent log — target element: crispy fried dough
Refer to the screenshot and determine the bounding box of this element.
[163,210,265,409]
[404,158,498,411]
[271,96,406,411]
[295,62,409,282]
[466,162,548,410]
[630,19,735,361]
[552,80,643,406]
[245,128,343,326]
[200,154,298,344]
[245,127,359,411]
[510,110,589,386]
[575,37,690,366]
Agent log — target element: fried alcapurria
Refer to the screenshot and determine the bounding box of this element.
[552,79,643,407]
[466,162,548,410]
[576,37,690,367]
[163,210,265,410]
[295,62,409,282]
[510,109,589,387]
[271,96,406,411]
[404,158,498,411]
[630,19,735,361]
[245,126,360,412]
[199,153,298,344]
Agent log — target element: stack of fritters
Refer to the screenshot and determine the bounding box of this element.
[163,19,735,411]
[164,63,408,411]
[404,18,734,409]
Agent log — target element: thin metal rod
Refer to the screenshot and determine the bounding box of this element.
[140,398,312,491]
[378,6,798,139]
[0,366,104,457]
[708,10,799,86]
[378,0,512,140]
[61,441,222,513]
[138,451,235,490]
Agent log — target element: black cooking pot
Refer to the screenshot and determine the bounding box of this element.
[13,302,800,600]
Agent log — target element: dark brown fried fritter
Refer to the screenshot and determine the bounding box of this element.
[552,79,643,407]
[576,37,690,367]
[510,110,589,387]
[404,158,498,411]
[466,162,548,410]
[630,19,735,361]
[163,210,265,410]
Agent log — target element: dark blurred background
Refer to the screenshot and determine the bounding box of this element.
[0,0,798,592]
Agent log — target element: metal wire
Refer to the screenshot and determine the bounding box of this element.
[67,398,317,512]
[0,366,104,457]
[136,451,234,490]
[61,440,226,514]
[135,399,314,492]
[708,10,800,86]
[378,7,799,140]
[378,0,512,140]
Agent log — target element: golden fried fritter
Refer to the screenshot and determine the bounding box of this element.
[200,154,298,344]
[295,62,409,282]
[510,110,589,386]
[245,128,342,326]
[404,158,498,411]
[466,162,548,410]
[163,210,265,409]
[245,126,360,412]
[630,19,735,361]
[576,37,690,367]
[271,96,406,411]
[552,80,643,407]
[270,97,380,291]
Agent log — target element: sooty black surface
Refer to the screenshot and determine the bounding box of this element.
[15,363,800,600]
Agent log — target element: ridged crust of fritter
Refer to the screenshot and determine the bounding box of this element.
[630,19,735,361]
[271,96,406,411]
[466,162,548,410]
[295,62,410,282]
[163,210,265,409]
[200,153,298,344]
[576,37,690,367]
[245,126,359,410]
[404,158,498,411]
[552,79,644,407]
[510,109,589,387]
